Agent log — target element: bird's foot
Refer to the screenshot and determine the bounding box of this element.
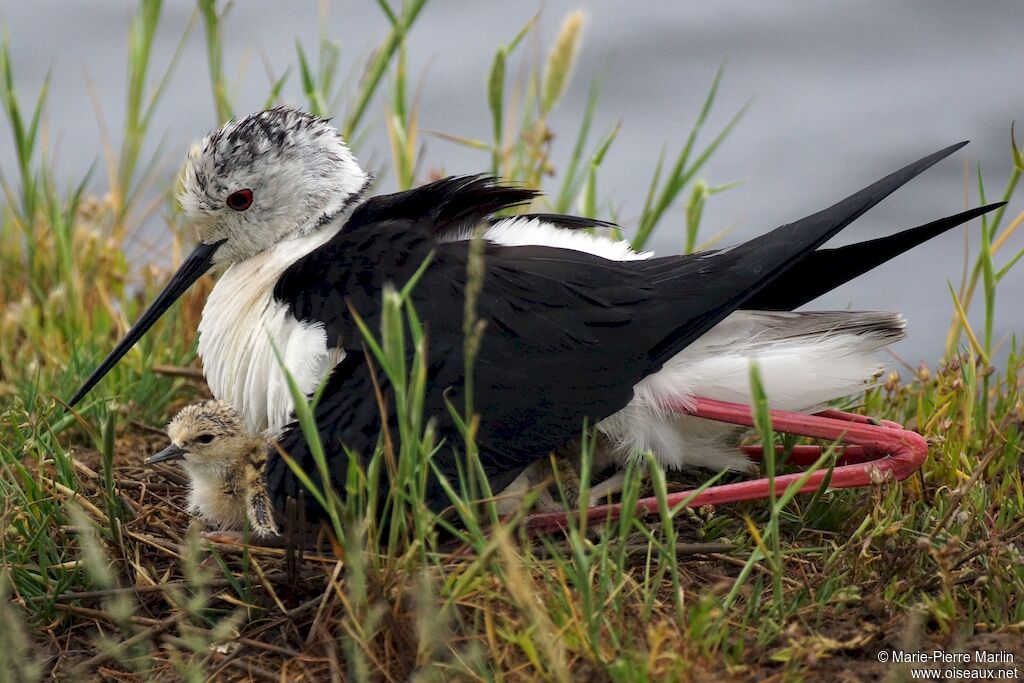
[587,471,627,507]
[201,530,288,547]
[201,530,246,545]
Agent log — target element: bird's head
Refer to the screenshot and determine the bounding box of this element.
[68,107,368,407]
[148,400,254,470]
[179,106,369,265]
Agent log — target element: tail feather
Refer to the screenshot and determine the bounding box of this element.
[745,202,1006,311]
[643,142,970,372]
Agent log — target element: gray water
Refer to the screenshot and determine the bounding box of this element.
[2,1,1022,364]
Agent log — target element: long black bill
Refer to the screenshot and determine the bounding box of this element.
[68,239,224,407]
[147,444,187,465]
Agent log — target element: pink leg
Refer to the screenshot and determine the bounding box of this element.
[526,397,927,534]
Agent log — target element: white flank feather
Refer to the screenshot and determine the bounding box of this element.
[597,310,904,471]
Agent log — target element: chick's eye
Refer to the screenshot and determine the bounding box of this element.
[195,434,215,445]
[226,189,253,211]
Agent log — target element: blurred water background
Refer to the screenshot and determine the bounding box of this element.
[1,1,1022,364]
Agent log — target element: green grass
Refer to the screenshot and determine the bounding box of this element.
[2,2,1024,680]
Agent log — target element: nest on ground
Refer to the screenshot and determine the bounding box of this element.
[18,428,749,681]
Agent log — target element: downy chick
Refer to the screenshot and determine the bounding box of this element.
[148,400,279,538]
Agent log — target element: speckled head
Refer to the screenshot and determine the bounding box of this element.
[149,399,252,467]
[179,106,370,265]
[68,107,371,412]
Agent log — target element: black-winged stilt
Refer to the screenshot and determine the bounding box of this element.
[70,107,1002,516]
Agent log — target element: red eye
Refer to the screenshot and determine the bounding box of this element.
[226,189,253,211]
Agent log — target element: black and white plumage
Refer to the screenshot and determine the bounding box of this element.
[68,107,1002,516]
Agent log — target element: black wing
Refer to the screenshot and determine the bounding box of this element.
[271,228,656,513]
[346,175,619,242]
[495,213,619,231]
[268,142,973,513]
[351,175,536,242]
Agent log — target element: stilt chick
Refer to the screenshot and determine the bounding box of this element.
[147,400,278,538]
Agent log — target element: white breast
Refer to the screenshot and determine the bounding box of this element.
[198,227,344,435]
[183,462,246,530]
